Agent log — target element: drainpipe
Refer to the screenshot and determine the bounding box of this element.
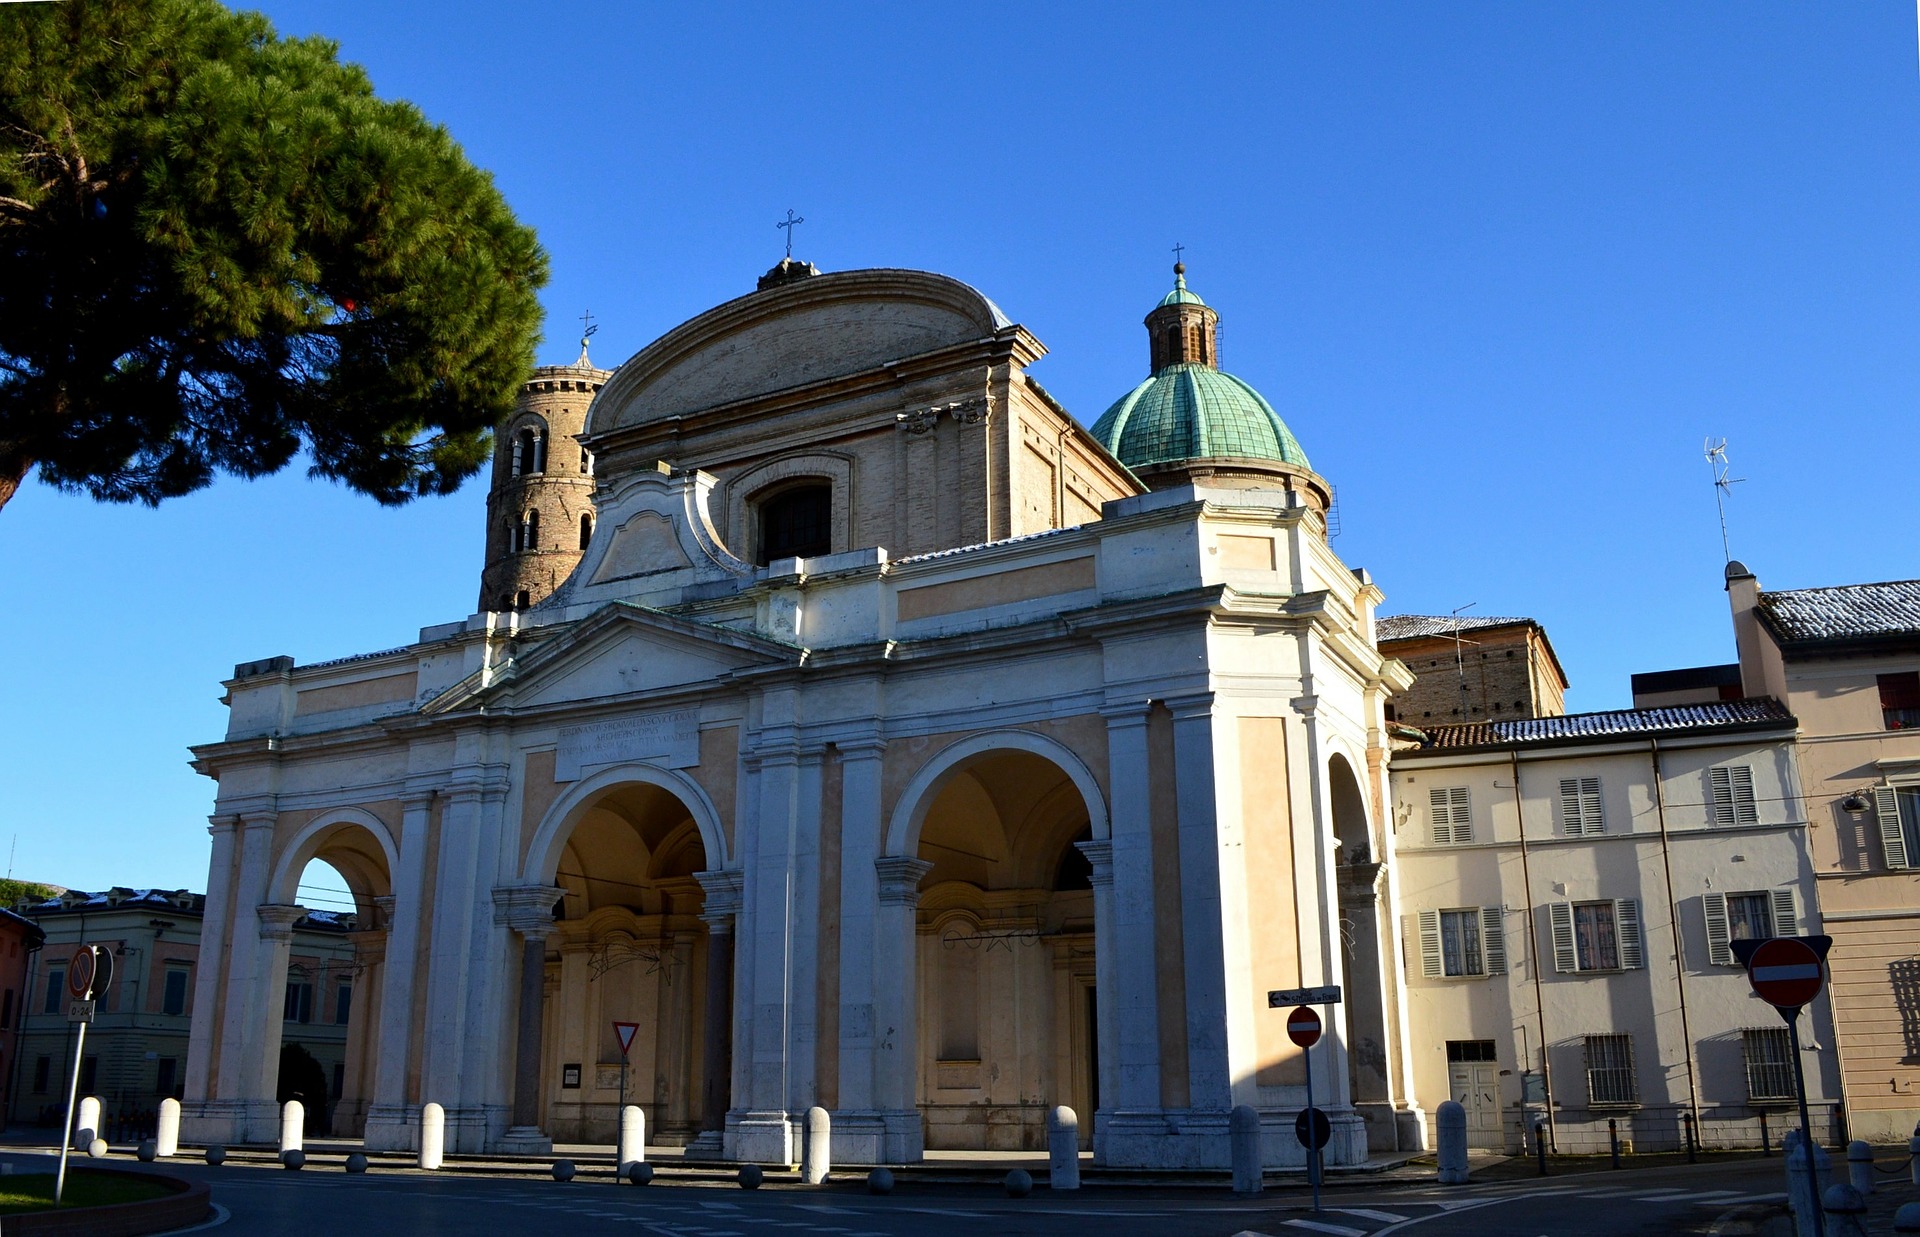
[1509,750,1555,1147]
[1650,739,1702,1133]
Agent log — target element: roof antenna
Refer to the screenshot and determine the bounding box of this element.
[1451,602,1477,719]
[1704,438,1743,565]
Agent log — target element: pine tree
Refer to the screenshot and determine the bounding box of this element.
[0,0,548,513]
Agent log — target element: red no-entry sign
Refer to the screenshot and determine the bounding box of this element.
[1287,1005,1322,1048]
[1746,938,1824,1010]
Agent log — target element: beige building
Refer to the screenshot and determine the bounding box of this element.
[1390,700,1839,1153]
[182,261,1426,1169]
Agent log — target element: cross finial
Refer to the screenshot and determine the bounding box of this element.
[577,308,599,365]
[1171,242,1187,277]
[777,209,805,259]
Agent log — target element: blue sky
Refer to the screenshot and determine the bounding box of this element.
[9,3,1919,896]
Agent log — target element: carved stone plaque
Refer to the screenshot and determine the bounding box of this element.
[556,708,700,781]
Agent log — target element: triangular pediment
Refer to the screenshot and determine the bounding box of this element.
[447,604,797,714]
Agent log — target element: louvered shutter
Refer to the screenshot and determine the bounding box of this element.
[1549,902,1578,973]
[1710,766,1733,825]
[1730,766,1758,823]
[1481,906,1507,975]
[1703,891,1733,966]
[1769,888,1800,938]
[1559,777,1603,835]
[1417,910,1443,978]
[1615,898,1644,970]
[1430,787,1471,844]
[1875,787,1911,870]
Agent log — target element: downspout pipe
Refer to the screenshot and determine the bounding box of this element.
[1509,749,1554,1148]
[1650,738,1702,1134]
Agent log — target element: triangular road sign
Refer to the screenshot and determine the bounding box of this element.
[613,1021,640,1056]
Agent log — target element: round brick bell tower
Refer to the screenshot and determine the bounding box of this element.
[478,348,613,613]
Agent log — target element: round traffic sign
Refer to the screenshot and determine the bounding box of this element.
[1747,937,1823,1009]
[1294,1106,1331,1150]
[67,946,96,999]
[1287,1005,1322,1048]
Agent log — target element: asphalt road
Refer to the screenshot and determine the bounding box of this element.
[3,1151,1801,1235]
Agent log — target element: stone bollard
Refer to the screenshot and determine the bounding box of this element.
[205,1145,226,1166]
[738,1164,763,1189]
[418,1102,445,1171]
[345,1153,368,1173]
[1435,1100,1468,1185]
[282,1148,305,1171]
[1229,1105,1262,1195]
[75,1096,101,1149]
[1786,1133,1833,1236]
[1910,1120,1920,1187]
[1845,1140,1873,1195]
[156,1097,180,1158]
[1005,1168,1033,1198]
[1047,1106,1079,1190]
[803,1106,831,1185]
[618,1105,646,1177]
[1821,1184,1867,1237]
[552,1159,575,1182]
[87,1138,108,1159]
[136,1140,157,1163]
[626,1162,653,1186]
[1895,1202,1920,1233]
[280,1100,305,1154]
[867,1166,894,1195]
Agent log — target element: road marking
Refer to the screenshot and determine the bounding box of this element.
[1332,1207,1411,1222]
[1282,1220,1368,1236]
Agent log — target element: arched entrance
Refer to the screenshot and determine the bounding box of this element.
[264,813,396,1139]
[532,776,719,1145]
[1329,751,1393,1148]
[906,745,1102,1151]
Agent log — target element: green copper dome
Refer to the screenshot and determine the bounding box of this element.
[1091,363,1309,470]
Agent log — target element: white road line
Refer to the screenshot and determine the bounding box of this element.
[1332,1207,1411,1222]
[1282,1219,1368,1237]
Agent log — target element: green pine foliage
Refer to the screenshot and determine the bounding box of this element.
[0,0,548,512]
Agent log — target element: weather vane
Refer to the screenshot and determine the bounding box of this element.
[777,209,804,259]
[577,308,599,365]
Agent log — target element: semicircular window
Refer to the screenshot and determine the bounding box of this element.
[757,483,832,565]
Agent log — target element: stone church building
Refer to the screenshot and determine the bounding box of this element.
[182,259,1426,1168]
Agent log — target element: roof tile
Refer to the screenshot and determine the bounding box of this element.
[1757,580,1920,643]
[1411,697,1793,750]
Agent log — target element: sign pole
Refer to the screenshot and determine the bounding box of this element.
[1785,1007,1823,1233]
[1305,1033,1320,1214]
[54,1018,87,1205]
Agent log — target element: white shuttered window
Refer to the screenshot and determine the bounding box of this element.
[1708,765,1759,826]
[1548,899,1644,972]
[1417,907,1507,978]
[1429,787,1472,844]
[1702,888,1802,965]
[1873,786,1913,870]
[1559,776,1605,835]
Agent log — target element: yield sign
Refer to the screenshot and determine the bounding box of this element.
[1287,1005,1322,1048]
[1745,938,1824,1010]
[613,1021,640,1056]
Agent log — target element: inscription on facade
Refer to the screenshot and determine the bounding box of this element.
[556,709,700,780]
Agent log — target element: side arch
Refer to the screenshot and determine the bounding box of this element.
[884,728,1110,858]
[267,806,400,910]
[521,760,732,883]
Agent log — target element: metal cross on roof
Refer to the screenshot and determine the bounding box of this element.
[777,209,805,259]
[577,308,598,364]
[1172,241,1186,265]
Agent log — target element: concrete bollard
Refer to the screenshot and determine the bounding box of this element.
[803,1106,831,1185]
[1229,1104,1262,1195]
[738,1164,763,1189]
[345,1153,368,1173]
[156,1098,180,1158]
[867,1166,894,1195]
[1435,1100,1468,1185]
[282,1148,305,1170]
[205,1145,226,1166]
[1845,1140,1873,1195]
[1047,1105,1079,1190]
[87,1138,108,1159]
[136,1140,157,1163]
[1821,1184,1867,1237]
[75,1096,101,1149]
[626,1162,653,1186]
[1005,1167,1033,1198]
[618,1105,646,1176]
[552,1159,575,1182]
[1895,1202,1920,1233]
[1786,1134,1833,1233]
[1910,1120,1920,1186]
[280,1100,304,1154]
[418,1102,445,1171]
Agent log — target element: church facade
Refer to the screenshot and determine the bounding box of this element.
[181,261,1426,1168]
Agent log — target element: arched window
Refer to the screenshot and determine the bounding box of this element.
[521,509,539,551]
[579,512,593,550]
[532,429,547,473]
[755,482,832,565]
[510,434,524,478]
[515,590,530,610]
[507,517,521,553]
[516,427,544,476]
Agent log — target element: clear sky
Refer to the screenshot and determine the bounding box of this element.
[8,3,1919,897]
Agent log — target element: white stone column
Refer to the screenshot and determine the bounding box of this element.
[786,748,826,1122]
[733,745,799,1164]
[871,855,932,1162]
[455,778,513,1152]
[1168,695,1234,1116]
[206,811,281,1144]
[241,904,308,1142]
[420,780,501,1150]
[182,815,238,1111]
[689,869,741,1158]
[832,739,886,1161]
[364,789,433,1151]
[495,885,563,1154]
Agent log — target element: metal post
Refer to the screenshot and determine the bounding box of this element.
[1788,1009,1825,1234]
[1684,1111,1697,1163]
[1305,1038,1321,1213]
[1609,1117,1620,1170]
[1536,1119,1549,1175]
[54,1019,88,1205]
[1762,1110,1771,1156]
[617,1059,626,1163]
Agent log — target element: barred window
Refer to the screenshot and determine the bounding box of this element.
[1585,1033,1637,1106]
[1743,1027,1795,1103]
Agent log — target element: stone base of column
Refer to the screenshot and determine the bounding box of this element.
[362,1104,419,1153]
[680,1130,728,1161]
[494,1125,554,1156]
[441,1103,510,1155]
[181,1099,278,1147]
[727,1109,794,1164]
[825,1110,923,1165]
[1390,1103,1428,1152]
[1101,1107,1370,1169]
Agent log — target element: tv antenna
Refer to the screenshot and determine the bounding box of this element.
[1704,438,1743,564]
[1451,602,1478,719]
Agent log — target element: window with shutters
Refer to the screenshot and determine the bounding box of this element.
[1417,907,1506,978]
[1872,785,1920,871]
[1584,1033,1638,1106]
[1742,1027,1795,1102]
[1559,776,1605,836]
[1708,765,1759,826]
[1549,899,1643,972]
[284,981,313,1024]
[1429,786,1473,844]
[1702,888,1800,966]
[1879,671,1920,730]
